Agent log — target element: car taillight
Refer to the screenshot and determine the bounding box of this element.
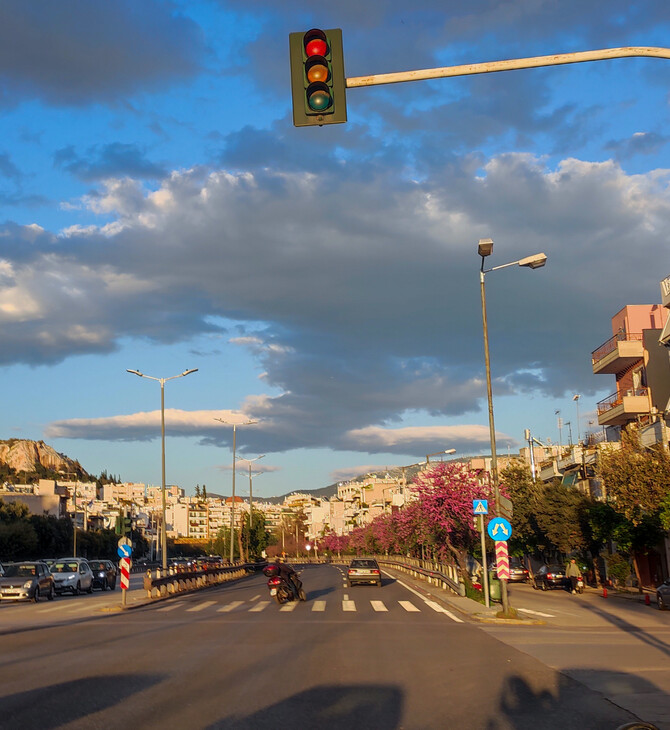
[347,569,354,574]
[547,573,554,579]
[371,569,380,574]
[268,577,282,586]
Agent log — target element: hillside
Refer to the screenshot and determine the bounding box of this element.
[0,439,90,482]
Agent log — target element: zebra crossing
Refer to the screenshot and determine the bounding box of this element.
[154,595,463,621]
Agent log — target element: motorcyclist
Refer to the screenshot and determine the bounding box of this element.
[277,557,303,599]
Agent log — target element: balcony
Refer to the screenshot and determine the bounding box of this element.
[661,274,670,308]
[597,388,651,426]
[591,332,643,374]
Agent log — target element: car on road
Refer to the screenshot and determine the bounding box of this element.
[508,558,530,583]
[532,564,567,591]
[88,560,117,591]
[50,558,94,595]
[657,577,670,610]
[347,558,382,587]
[0,561,56,602]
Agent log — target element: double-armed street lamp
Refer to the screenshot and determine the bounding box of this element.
[426,448,456,464]
[237,454,265,529]
[126,368,198,571]
[478,238,547,615]
[214,417,258,563]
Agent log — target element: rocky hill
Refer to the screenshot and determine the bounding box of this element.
[0,439,89,480]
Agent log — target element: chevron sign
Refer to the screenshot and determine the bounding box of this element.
[495,541,510,581]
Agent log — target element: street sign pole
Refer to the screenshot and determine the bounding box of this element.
[118,537,132,608]
[480,514,490,608]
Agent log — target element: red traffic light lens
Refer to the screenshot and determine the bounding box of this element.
[306,55,329,83]
[306,81,332,111]
[303,29,328,58]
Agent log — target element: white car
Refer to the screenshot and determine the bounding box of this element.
[50,558,94,595]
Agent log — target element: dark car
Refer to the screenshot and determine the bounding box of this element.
[88,560,117,591]
[508,558,530,583]
[532,564,567,591]
[347,558,382,587]
[0,561,56,602]
[657,578,670,610]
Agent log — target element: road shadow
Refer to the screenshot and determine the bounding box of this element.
[0,674,165,730]
[485,669,664,730]
[306,586,336,600]
[208,684,403,730]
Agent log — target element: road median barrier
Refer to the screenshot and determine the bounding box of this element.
[142,562,262,600]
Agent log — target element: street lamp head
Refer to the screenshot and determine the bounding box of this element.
[182,368,198,377]
[518,253,547,269]
[573,394,581,402]
[478,238,494,257]
[126,369,143,377]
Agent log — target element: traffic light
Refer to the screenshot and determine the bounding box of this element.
[289,28,347,127]
[116,514,133,536]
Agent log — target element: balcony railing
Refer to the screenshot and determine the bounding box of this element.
[591,332,643,365]
[596,387,648,415]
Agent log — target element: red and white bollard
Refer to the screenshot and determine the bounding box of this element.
[120,557,131,606]
[602,586,608,598]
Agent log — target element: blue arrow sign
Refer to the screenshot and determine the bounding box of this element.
[117,544,132,558]
[473,499,488,515]
[487,517,512,541]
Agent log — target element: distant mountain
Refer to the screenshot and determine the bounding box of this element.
[0,439,91,482]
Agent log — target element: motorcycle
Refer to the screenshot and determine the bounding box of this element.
[263,564,306,605]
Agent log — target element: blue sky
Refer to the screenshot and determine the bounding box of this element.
[1,0,669,497]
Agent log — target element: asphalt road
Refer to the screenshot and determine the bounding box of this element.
[0,563,654,729]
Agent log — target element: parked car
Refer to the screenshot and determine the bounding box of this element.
[0,561,55,602]
[0,562,4,577]
[88,560,117,591]
[508,558,530,583]
[50,558,94,595]
[657,578,670,610]
[347,558,382,587]
[532,564,567,591]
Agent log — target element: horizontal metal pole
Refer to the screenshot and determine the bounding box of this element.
[346,46,670,88]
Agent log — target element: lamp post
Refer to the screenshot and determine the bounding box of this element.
[237,454,265,529]
[573,394,582,443]
[214,418,257,563]
[126,368,198,571]
[478,238,547,616]
[426,449,456,464]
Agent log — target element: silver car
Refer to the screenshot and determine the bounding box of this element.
[657,578,670,610]
[50,558,94,595]
[0,561,56,602]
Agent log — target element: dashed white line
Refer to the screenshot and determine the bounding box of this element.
[342,599,356,612]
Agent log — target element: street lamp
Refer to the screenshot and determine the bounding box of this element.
[126,367,198,571]
[237,454,265,529]
[214,417,257,563]
[426,449,456,464]
[573,394,582,443]
[478,238,547,615]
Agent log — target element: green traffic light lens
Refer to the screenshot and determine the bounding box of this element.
[307,82,332,111]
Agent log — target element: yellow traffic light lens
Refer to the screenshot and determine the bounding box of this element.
[307,61,328,83]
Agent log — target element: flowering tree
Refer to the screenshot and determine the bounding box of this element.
[320,530,349,556]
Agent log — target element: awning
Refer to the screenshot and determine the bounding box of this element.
[561,470,580,487]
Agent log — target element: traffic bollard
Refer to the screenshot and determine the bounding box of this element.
[602,587,608,598]
[645,593,651,606]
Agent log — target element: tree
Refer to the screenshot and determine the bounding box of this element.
[533,482,589,557]
[500,461,543,558]
[202,485,207,499]
[195,485,201,499]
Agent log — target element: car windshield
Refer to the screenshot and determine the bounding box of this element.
[52,563,79,573]
[547,565,564,572]
[89,562,106,570]
[351,560,378,568]
[4,565,37,578]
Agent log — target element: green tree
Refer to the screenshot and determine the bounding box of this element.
[240,508,270,561]
[500,461,543,557]
[534,482,589,557]
[195,485,201,499]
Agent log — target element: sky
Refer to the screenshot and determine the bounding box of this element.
[1,0,669,498]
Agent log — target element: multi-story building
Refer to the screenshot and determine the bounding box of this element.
[592,304,669,433]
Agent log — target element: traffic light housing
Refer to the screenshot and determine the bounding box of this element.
[116,514,133,536]
[289,28,347,127]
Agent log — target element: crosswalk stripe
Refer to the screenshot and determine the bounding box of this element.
[186,600,216,613]
[312,600,326,612]
[249,601,270,612]
[399,600,420,612]
[518,607,555,618]
[370,600,387,612]
[342,600,356,611]
[157,602,183,612]
[279,602,298,612]
[425,599,463,623]
[218,601,244,613]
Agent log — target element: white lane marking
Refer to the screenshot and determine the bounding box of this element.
[36,604,72,613]
[425,599,464,623]
[399,600,420,612]
[280,602,298,612]
[342,600,356,612]
[395,577,463,622]
[186,600,216,613]
[370,600,388,612]
[518,607,555,618]
[249,601,270,612]
[218,601,243,613]
[343,594,350,601]
[312,600,326,612]
[250,594,261,601]
[157,602,183,612]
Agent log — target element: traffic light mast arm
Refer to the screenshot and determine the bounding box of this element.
[345,46,670,88]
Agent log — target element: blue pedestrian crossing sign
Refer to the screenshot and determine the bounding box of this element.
[472,499,488,515]
[487,517,512,541]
